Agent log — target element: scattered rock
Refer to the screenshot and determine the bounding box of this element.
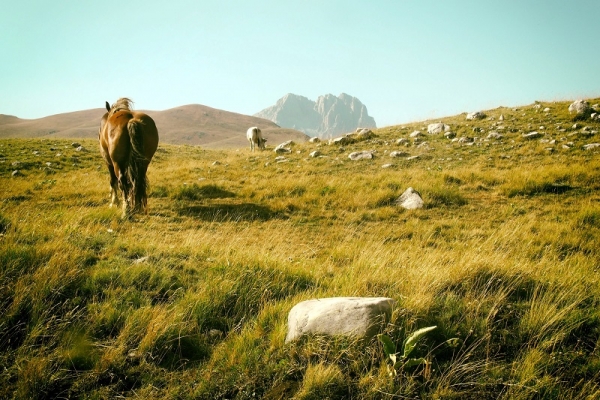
[274,140,294,153]
[466,111,486,120]
[457,137,475,144]
[487,132,504,140]
[354,128,375,139]
[285,297,395,343]
[522,132,541,140]
[444,131,456,139]
[389,151,410,158]
[11,170,21,177]
[568,100,590,116]
[330,136,349,145]
[409,130,423,138]
[76,146,86,152]
[583,143,600,150]
[416,142,432,151]
[309,137,320,143]
[71,142,81,148]
[427,123,450,134]
[395,187,424,210]
[348,151,374,160]
[309,150,321,158]
[396,138,409,146]
[381,163,394,168]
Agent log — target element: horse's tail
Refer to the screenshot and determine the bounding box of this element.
[126,119,149,213]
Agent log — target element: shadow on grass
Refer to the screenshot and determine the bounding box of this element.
[172,184,236,201]
[177,203,286,222]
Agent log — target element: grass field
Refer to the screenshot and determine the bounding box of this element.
[1,99,600,399]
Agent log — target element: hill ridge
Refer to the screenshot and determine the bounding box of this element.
[0,104,308,148]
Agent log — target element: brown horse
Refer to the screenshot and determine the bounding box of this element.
[99,98,159,218]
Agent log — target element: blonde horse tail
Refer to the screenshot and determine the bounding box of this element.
[127,119,149,213]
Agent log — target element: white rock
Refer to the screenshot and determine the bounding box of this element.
[309,150,321,158]
[409,130,422,138]
[348,151,374,160]
[355,128,374,139]
[568,100,590,115]
[285,297,395,343]
[522,132,541,140]
[427,123,450,134]
[395,187,424,209]
[274,140,294,153]
[466,111,486,120]
[487,132,504,140]
[583,143,600,150]
[330,136,349,145]
[309,137,320,143]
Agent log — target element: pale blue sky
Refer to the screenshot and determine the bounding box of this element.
[1,1,599,127]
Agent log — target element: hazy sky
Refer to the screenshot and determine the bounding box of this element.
[2,1,599,127]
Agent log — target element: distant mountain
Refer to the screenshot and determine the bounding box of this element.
[254,93,377,138]
[0,104,308,148]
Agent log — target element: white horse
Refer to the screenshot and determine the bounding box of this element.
[246,127,267,151]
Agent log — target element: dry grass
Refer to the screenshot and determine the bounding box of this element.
[1,98,600,399]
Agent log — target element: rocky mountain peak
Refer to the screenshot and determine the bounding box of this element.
[255,93,376,138]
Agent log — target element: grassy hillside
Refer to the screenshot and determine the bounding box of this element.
[1,99,599,399]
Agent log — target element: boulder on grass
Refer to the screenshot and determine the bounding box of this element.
[395,187,424,209]
[285,297,395,343]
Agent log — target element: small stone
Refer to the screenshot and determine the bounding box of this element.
[348,151,374,160]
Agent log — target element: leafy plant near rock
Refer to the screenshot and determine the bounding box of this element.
[378,326,441,377]
[1,98,600,399]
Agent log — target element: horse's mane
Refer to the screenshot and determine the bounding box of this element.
[108,98,134,117]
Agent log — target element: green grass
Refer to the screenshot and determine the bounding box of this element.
[1,98,600,399]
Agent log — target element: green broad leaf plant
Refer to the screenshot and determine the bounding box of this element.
[378,326,438,377]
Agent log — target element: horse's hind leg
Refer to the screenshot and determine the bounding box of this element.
[108,166,120,208]
[117,169,132,219]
